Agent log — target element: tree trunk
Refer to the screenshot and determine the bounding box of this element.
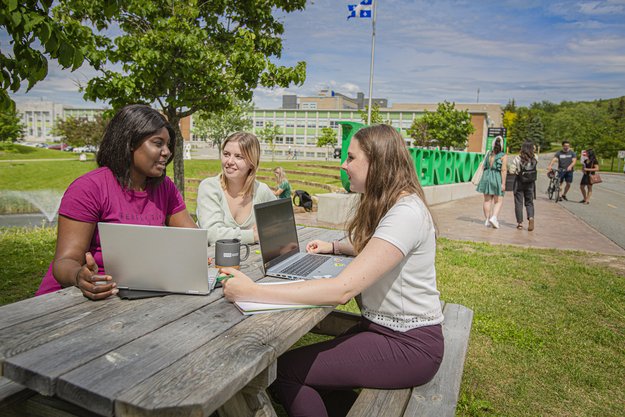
[168,113,186,198]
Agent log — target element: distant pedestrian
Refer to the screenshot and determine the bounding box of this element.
[272,167,292,199]
[579,148,599,204]
[476,136,507,229]
[509,141,537,231]
[547,140,577,201]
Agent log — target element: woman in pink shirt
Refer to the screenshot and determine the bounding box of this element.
[36,105,197,300]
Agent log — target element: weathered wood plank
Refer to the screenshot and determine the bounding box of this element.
[217,362,278,417]
[115,306,334,417]
[0,293,145,375]
[2,392,101,417]
[402,303,473,417]
[311,309,361,336]
[347,388,411,417]
[3,292,220,396]
[0,376,33,408]
[56,299,246,417]
[0,288,87,331]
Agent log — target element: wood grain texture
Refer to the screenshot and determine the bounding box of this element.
[0,376,33,407]
[402,303,473,417]
[115,307,333,417]
[0,288,87,331]
[347,388,411,417]
[3,293,218,395]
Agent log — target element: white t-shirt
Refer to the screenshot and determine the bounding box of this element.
[361,194,444,332]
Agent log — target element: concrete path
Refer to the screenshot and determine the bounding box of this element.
[295,191,625,256]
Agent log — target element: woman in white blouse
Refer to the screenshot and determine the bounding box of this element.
[196,132,275,245]
[222,124,444,417]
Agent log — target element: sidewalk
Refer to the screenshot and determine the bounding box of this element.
[295,192,625,256]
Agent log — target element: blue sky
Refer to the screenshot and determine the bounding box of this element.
[7,0,625,109]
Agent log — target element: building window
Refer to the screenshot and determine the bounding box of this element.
[275,137,284,144]
[286,122,294,128]
[297,122,305,128]
[307,122,316,129]
[329,121,339,128]
[296,136,306,145]
[255,120,264,127]
[301,103,317,110]
[306,152,315,158]
[285,136,294,144]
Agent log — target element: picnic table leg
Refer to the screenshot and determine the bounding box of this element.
[217,361,278,417]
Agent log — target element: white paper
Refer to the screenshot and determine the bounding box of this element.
[234,280,332,315]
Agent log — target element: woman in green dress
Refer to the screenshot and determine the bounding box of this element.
[476,136,507,229]
[273,166,292,199]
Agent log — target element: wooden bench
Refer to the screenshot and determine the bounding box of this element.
[312,302,473,417]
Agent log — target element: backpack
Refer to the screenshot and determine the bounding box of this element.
[292,190,313,211]
[519,158,537,183]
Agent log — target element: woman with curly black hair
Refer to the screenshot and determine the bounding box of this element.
[36,104,197,300]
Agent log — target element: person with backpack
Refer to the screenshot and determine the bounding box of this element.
[509,141,537,231]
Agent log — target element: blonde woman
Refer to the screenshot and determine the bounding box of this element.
[272,166,292,199]
[222,125,444,417]
[196,132,276,245]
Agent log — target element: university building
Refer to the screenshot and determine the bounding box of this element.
[248,90,502,159]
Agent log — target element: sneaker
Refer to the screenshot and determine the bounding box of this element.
[528,218,534,232]
[561,195,568,201]
[489,217,500,229]
[557,197,563,202]
[484,219,490,227]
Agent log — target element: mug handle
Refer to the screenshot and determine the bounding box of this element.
[240,244,250,261]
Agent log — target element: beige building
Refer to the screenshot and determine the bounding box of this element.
[249,91,502,159]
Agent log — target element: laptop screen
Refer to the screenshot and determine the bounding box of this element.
[254,199,300,271]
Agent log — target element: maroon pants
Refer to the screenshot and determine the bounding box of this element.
[270,318,444,417]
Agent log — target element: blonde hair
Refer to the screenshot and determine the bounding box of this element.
[220,132,261,197]
[273,166,287,184]
[346,124,431,253]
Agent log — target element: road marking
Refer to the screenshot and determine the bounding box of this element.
[607,204,617,209]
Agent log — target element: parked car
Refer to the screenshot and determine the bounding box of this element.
[35,143,48,148]
[48,143,69,151]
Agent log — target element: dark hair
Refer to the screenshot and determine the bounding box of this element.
[562,140,570,146]
[96,105,176,189]
[493,136,503,154]
[586,148,598,167]
[520,141,535,164]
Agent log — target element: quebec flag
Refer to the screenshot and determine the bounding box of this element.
[347,0,372,19]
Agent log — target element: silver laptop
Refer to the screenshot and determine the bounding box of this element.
[254,199,352,280]
[98,223,216,295]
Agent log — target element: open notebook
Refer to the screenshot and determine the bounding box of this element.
[234,281,332,315]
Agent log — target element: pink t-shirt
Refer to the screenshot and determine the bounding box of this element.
[36,167,186,296]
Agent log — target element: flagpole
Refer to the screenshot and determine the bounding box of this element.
[367,0,377,125]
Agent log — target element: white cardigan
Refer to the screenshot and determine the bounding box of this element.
[196,175,276,245]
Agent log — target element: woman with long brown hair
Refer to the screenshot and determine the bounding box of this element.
[509,141,538,230]
[221,124,444,417]
[196,132,275,245]
[580,148,599,204]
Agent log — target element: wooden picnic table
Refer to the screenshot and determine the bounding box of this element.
[0,226,346,417]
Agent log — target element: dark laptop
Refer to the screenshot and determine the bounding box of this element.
[254,199,352,280]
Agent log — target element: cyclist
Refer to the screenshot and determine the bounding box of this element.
[547,140,577,201]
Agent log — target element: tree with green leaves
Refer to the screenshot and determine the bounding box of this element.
[406,117,429,147]
[0,107,25,142]
[192,100,253,149]
[52,114,108,147]
[257,122,281,161]
[56,0,306,195]
[0,0,105,111]
[316,127,337,160]
[359,103,387,125]
[419,101,475,149]
[546,103,610,151]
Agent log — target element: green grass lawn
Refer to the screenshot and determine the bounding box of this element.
[0,142,86,160]
[1,226,623,417]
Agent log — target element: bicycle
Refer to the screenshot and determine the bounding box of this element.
[546,168,563,202]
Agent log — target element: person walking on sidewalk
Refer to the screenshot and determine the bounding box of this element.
[547,140,577,201]
[476,136,507,229]
[509,141,537,231]
[579,148,599,204]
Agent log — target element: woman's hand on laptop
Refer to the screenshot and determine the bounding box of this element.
[75,252,118,300]
[306,240,332,254]
[220,267,254,302]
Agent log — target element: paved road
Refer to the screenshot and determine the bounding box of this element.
[535,153,625,250]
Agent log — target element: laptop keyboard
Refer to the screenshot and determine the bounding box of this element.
[278,254,329,276]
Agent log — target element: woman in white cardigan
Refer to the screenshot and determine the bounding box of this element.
[196,132,275,245]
